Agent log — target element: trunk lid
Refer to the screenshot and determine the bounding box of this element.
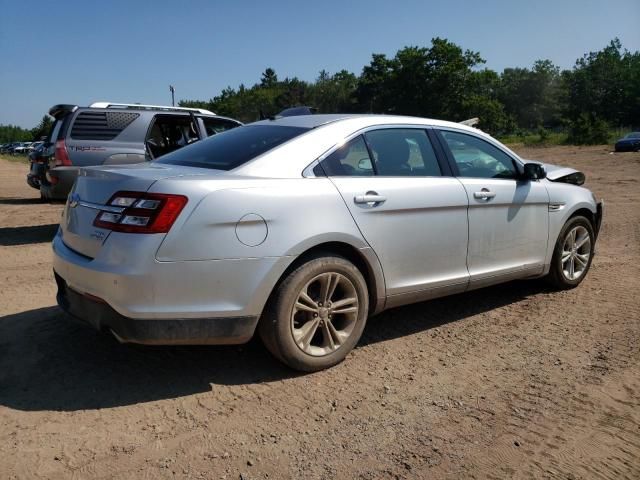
[60,163,210,258]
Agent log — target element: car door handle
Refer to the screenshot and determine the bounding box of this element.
[354,192,386,205]
[473,189,496,200]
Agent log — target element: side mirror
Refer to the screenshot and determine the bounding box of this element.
[523,163,546,180]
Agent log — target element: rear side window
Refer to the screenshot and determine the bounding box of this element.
[155,125,309,170]
[201,117,241,136]
[365,129,442,176]
[70,111,139,140]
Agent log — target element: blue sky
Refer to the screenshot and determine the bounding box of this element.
[1,0,638,128]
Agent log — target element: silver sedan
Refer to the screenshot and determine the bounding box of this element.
[53,114,603,371]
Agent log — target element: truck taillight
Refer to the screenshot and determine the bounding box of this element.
[54,139,72,166]
[93,191,188,233]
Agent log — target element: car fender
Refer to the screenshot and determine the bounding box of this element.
[544,182,598,272]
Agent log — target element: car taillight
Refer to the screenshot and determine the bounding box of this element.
[54,139,72,166]
[93,191,188,234]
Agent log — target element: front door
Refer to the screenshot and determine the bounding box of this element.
[437,129,549,287]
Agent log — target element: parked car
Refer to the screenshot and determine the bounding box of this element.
[33,102,242,200]
[27,141,44,153]
[2,141,23,154]
[53,114,603,371]
[12,142,33,154]
[27,142,48,190]
[614,132,640,152]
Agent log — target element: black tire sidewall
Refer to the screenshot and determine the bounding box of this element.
[265,256,369,372]
[550,216,595,289]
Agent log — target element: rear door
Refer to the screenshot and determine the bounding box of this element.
[436,129,549,287]
[320,128,470,306]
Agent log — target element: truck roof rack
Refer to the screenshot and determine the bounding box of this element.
[89,102,216,116]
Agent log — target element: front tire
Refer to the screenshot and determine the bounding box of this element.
[546,215,595,290]
[259,255,369,372]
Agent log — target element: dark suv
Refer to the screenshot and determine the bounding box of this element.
[32,102,242,200]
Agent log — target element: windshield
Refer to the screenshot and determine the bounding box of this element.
[624,132,640,139]
[155,124,309,170]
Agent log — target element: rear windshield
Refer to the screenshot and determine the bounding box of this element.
[155,124,309,170]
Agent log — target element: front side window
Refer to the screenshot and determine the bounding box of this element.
[155,125,309,170]
[440,130,517,179]
[364,129,441,177]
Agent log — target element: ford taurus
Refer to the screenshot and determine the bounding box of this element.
[53,115,603,371]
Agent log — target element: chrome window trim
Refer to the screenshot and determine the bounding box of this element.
[303,123,446,178]
[435,127,525,181]
[435,126,524,175]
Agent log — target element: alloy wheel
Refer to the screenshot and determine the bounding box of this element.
[561,225,591,281]
[290,272,359,357]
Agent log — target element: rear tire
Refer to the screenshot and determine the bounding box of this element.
[259,255,369,372]
[546,216,595,290]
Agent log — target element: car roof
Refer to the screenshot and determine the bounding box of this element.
[236,114,510,178]
[251,113,479,132]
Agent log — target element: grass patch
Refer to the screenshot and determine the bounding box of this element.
[498,127,630,148]
[498,130,568,148]
[0,153,30,164]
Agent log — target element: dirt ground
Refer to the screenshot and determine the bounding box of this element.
[0,146,639,479]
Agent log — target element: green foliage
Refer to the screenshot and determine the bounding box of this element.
[563,39,639,130]
[0,124,33,143]
[566,113,611,145]
[180,38,637,145]
[4,38,639,147]
[355,39,486,121]
[30,115,53,141]
[1,115,53,143]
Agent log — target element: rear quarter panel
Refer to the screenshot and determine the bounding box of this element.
[154,177,370,261]
[151,176,385,316]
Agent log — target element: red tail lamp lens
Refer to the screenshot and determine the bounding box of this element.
[93,191,188,233]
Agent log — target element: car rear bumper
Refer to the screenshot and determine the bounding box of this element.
[55,271,259,345]
[52,227,292,343]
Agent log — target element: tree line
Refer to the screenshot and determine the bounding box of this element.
[2,38,637,145]
[0,115,53,144]
[180,37,639,144]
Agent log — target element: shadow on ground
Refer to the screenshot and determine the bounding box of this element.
[0,224,59,246]
[0,280,549,412]
[0,198,43,205]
